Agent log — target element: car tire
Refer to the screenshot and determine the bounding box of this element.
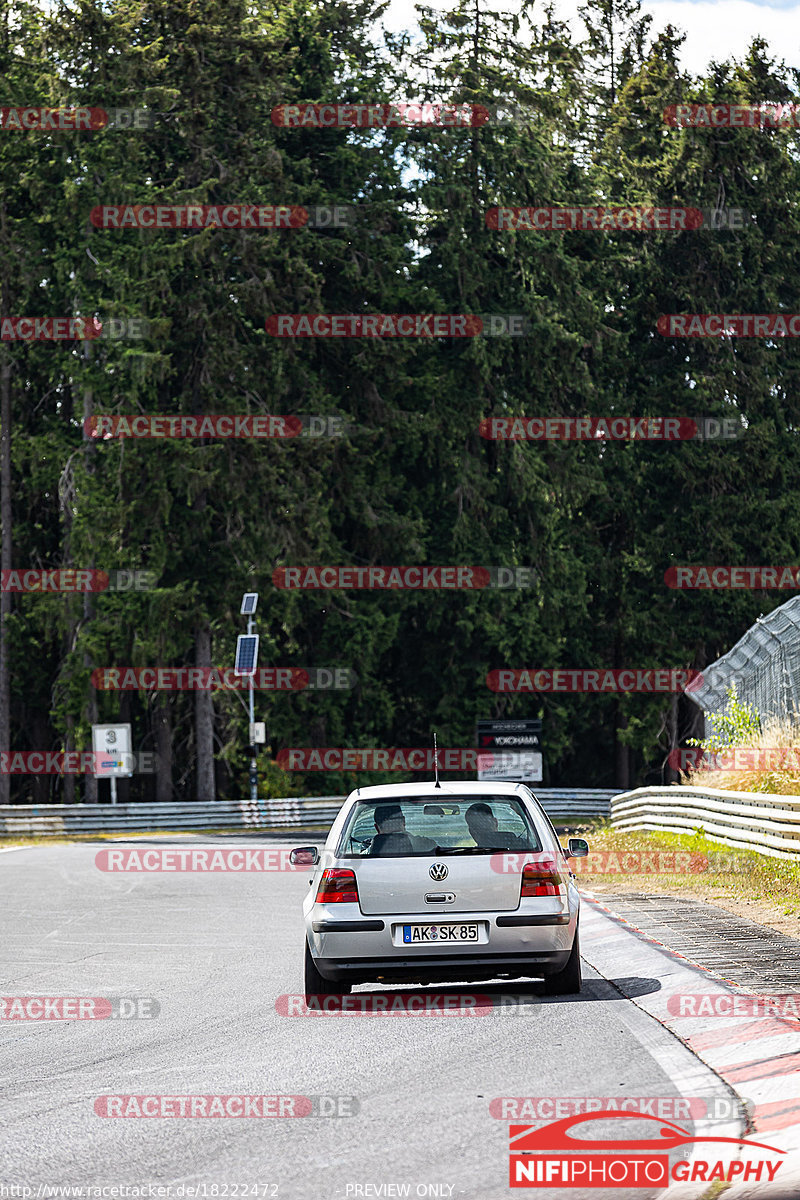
[304,940,352,999]
[542,927,582,995]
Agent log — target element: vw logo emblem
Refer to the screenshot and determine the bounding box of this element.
[429,862,448,881]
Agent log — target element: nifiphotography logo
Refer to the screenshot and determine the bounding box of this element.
[508,1111,785,1188]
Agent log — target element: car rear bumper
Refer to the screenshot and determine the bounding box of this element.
[314,949,573,983]
[305,903,578,983]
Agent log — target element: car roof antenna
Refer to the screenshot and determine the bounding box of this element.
[433,730,441,788]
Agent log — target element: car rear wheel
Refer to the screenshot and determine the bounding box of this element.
[542,928,582,995]
[304,940,352,999]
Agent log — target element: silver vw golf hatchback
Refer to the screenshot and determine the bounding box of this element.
[290,781,587,999]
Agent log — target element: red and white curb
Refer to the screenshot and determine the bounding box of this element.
[581,894,800,1198]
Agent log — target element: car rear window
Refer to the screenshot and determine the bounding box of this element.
[337,796,542,857]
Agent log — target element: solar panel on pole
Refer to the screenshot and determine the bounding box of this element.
[234,634,259,675]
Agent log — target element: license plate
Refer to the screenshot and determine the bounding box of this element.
[402,923,479,943]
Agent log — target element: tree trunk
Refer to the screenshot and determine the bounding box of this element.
[63,714,75,804]
[665,693,679,783]
[0,336,11,806]
[613,622,630,790]
[155,695,173,802]
[81,371,98,803]
[83,587,98,803]
[114,692,132,804]
[614,703,630,790]
[195,623,215,800]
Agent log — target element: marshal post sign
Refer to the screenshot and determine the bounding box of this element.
[476,720,543,782]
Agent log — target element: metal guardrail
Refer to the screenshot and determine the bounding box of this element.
[611,785,800,860]
[12,785,796,858]
[533,789,619,818]
[0,789,618,837]
[0,798,345,836]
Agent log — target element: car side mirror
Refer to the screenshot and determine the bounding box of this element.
[290,846,319,865]
[566,838,589,858]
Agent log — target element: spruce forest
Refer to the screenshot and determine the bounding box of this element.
[2,0,799,803]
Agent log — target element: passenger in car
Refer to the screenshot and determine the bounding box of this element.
[465,802,527,849]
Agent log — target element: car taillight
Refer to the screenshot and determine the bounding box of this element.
[316,868,359,904]
[521,855,567,899]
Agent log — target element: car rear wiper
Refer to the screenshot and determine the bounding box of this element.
[433,845,537,855]
[433,846,502,855]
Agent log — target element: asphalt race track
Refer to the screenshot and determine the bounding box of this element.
[0,838,790,1200]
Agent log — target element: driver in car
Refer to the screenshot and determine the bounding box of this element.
[465,802,527,849]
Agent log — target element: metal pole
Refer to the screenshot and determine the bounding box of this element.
[248,614,257,802]
[110,776,117,806]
